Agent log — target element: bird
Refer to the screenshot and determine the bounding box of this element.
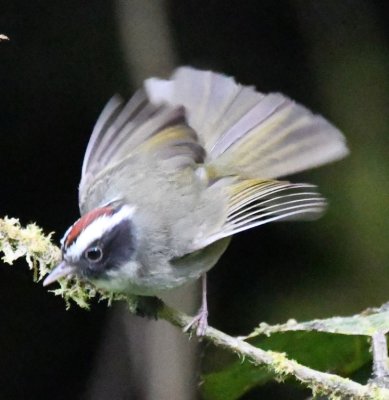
[43,67,348,335]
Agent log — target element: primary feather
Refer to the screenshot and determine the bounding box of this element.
[79,96,201,213]
[145,67,348,180]
[195,180,326,248]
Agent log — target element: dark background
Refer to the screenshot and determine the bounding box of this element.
[1,1,388,399]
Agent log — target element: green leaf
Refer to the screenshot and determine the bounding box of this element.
[202,332,370,400]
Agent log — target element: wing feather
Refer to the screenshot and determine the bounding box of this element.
[81,95,125,180]
[145,67,349,180]
[79,92,203,212]
[195,179,326,248]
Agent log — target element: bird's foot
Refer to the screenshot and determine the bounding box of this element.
[183,305,208,336]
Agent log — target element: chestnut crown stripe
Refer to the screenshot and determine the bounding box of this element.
[63,205,136,261]
[64,206,115,248]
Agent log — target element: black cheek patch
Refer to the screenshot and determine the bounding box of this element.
[80,219,135,280]
[101,219,135,271]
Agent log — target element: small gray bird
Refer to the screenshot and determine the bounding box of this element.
[44,67,348,334]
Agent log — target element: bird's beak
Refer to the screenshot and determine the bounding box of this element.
[43,261,76,286]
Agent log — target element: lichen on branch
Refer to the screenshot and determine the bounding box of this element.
[0,216,60,280]
[0,216,123,309]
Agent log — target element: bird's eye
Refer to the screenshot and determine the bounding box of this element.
[84,246,103,262]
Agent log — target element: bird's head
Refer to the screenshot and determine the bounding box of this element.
[43,205,136,286]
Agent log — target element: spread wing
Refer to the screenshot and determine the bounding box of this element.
[194,178,326,249]
[79,91,204,213]
[145,67,348,180]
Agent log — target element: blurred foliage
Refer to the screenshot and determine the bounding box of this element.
[203,303,389,399]
[202,332,370,400]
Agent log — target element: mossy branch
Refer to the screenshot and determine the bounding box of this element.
[1,216,389,399]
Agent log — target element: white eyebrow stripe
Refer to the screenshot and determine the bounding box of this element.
[65,205,136,260]
[60,224,73,248]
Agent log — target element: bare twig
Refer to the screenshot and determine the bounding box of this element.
[370,332,389,388]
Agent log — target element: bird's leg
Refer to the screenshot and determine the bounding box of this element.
[184,273,209,336]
